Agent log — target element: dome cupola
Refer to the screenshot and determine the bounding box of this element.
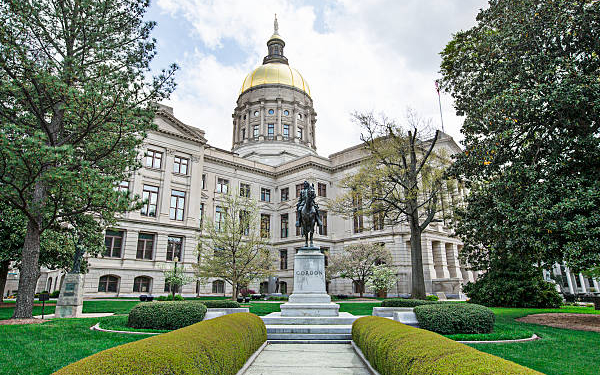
[231,16,317,166]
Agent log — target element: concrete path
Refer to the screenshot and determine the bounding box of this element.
[244,343,370,375]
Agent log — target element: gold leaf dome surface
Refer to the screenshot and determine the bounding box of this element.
[239,62,310,96]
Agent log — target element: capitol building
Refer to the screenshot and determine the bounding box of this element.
[22,21,481,299]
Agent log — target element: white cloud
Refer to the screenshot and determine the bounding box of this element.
[155,0,488,156]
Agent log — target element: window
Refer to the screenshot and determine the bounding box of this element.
[280,249,288,270]
[136,233,154,260]
[297,127,303,139]
[281,214,289,238]
[202,174,206,189]
[212,280,225,294]
[164,282,180,293]
[281,187,289,202]
[296,212,301,236]
[296,184,302,198]
[268,109,274,115]
[373,211,385,231]
[261,214,270,238]
[104,230,124,258]
[319,211,328,235]
[253,125,259,139]
[317,182,327,197]
[117,180,129,193]
[170,190,186,221]
[353,193,364,233]
[267,124,274,139]
[215,206,226,232]
[145,150,162,169]
[217,178,229,194]
[98,275,119,293]
[133,276,151,293]
[297,113,302,119]
[284,110,289,116]
[167,236,183,261]
[240,183,251,198]
[239,210,250,235]
[199,203,204,227]
[261,188,271,202]
[283,124,290,139]
[141,185,159,217]
[254,110,259,117]
[242,128,246,139]
[173,156,189,175]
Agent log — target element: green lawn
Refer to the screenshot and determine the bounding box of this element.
[1,301,599,375]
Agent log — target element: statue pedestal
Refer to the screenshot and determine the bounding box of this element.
[55,274,85,318]
[280,246,339,317]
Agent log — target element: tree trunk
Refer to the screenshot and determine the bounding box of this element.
[359,280,364,298]
[0,260,9,303]
[13,218,42,318]
[231,282,238,301]
[410,220,427,300]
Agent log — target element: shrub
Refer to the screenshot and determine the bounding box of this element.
[414,303,495,334]
[266,296,288,301]
[53,313,266,375]
[426,294,439,301]
[128,301,207,330]
[49,291,60,298]
[201,300,241,308]
[381,298,442,307]
[463,267,562,308]
[156,294,184,301]
[352,316,543,375]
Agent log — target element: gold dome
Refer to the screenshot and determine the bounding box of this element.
[239,63,310,96]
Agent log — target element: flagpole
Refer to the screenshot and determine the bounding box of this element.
[435,80,445,132]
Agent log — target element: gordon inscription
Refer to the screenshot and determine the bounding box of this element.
[296,270,324,276]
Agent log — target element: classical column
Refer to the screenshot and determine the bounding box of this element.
[579,273,588,293]
[564,267,575,294]
[421,240,436,283]
[187,155,203,228]
[123,229,139,260]
[260,102,265,140]
[276,99,282,139]
[159,150,174,221]
[292,104,298,144]
[232,117,237,145]
[445,243,462,279]
[432,241,450,279]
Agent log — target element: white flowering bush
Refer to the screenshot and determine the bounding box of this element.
[366,265,397,293]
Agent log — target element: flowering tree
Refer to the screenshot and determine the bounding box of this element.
[163,259,194,298]
[366,265,397,297]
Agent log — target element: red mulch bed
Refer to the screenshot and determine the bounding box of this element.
[0,318,48,325]
[516,313,600,332]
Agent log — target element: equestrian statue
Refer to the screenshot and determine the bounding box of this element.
[296,181,323,247]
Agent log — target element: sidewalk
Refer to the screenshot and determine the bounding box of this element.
[244,343,370,375]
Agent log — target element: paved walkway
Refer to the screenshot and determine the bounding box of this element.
[244,343,370,375]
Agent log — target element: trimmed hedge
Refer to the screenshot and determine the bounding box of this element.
[381,298,443,307]
[352,316,543,375]
[53,313,266,375]
[201,300,241,308]
[128,301,207,330]
[414,303,495,334]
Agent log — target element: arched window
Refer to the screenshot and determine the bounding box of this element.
[212,280,225,294]
[46,277,53,292]
[133,276,152,293]
[278,281,287,295]
[98,275,120,293]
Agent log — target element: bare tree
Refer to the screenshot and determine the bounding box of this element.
[330,110,452,299]
[195,192,274,300]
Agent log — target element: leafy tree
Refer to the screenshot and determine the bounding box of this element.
[440,0,600,283]
[330,111,453,299]
[0,0,176,318]
[163,259,195,298]
[195,192,274,301]
[366,265,398,297]
[327,243,392,298]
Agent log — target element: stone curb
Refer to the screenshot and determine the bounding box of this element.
[351,341,381,375]
[235,341,269,375]
[457,333,540,344]
[90,322,162,335]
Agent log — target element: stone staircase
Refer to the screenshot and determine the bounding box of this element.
[262,312,360,343]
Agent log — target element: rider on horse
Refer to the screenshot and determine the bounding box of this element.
[296,181,323,229]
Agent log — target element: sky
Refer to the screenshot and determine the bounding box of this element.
[145,0,489,156]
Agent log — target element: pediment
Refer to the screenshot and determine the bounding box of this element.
[154,110,207,144]
[258,203,275,211]
[278,202,292,210]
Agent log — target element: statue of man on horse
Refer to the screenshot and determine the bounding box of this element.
[296,181,323,247]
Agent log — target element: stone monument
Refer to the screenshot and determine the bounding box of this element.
[55,243,85,318]
[280,181,340,317]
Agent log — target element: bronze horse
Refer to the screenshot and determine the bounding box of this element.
[300,187,319,247]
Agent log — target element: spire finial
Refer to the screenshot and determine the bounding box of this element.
[274,13,279,34]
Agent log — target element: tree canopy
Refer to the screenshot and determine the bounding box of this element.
[0,0,176,318]
[440,0,600,274]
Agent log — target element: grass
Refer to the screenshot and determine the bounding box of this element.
[1,300,599,375]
